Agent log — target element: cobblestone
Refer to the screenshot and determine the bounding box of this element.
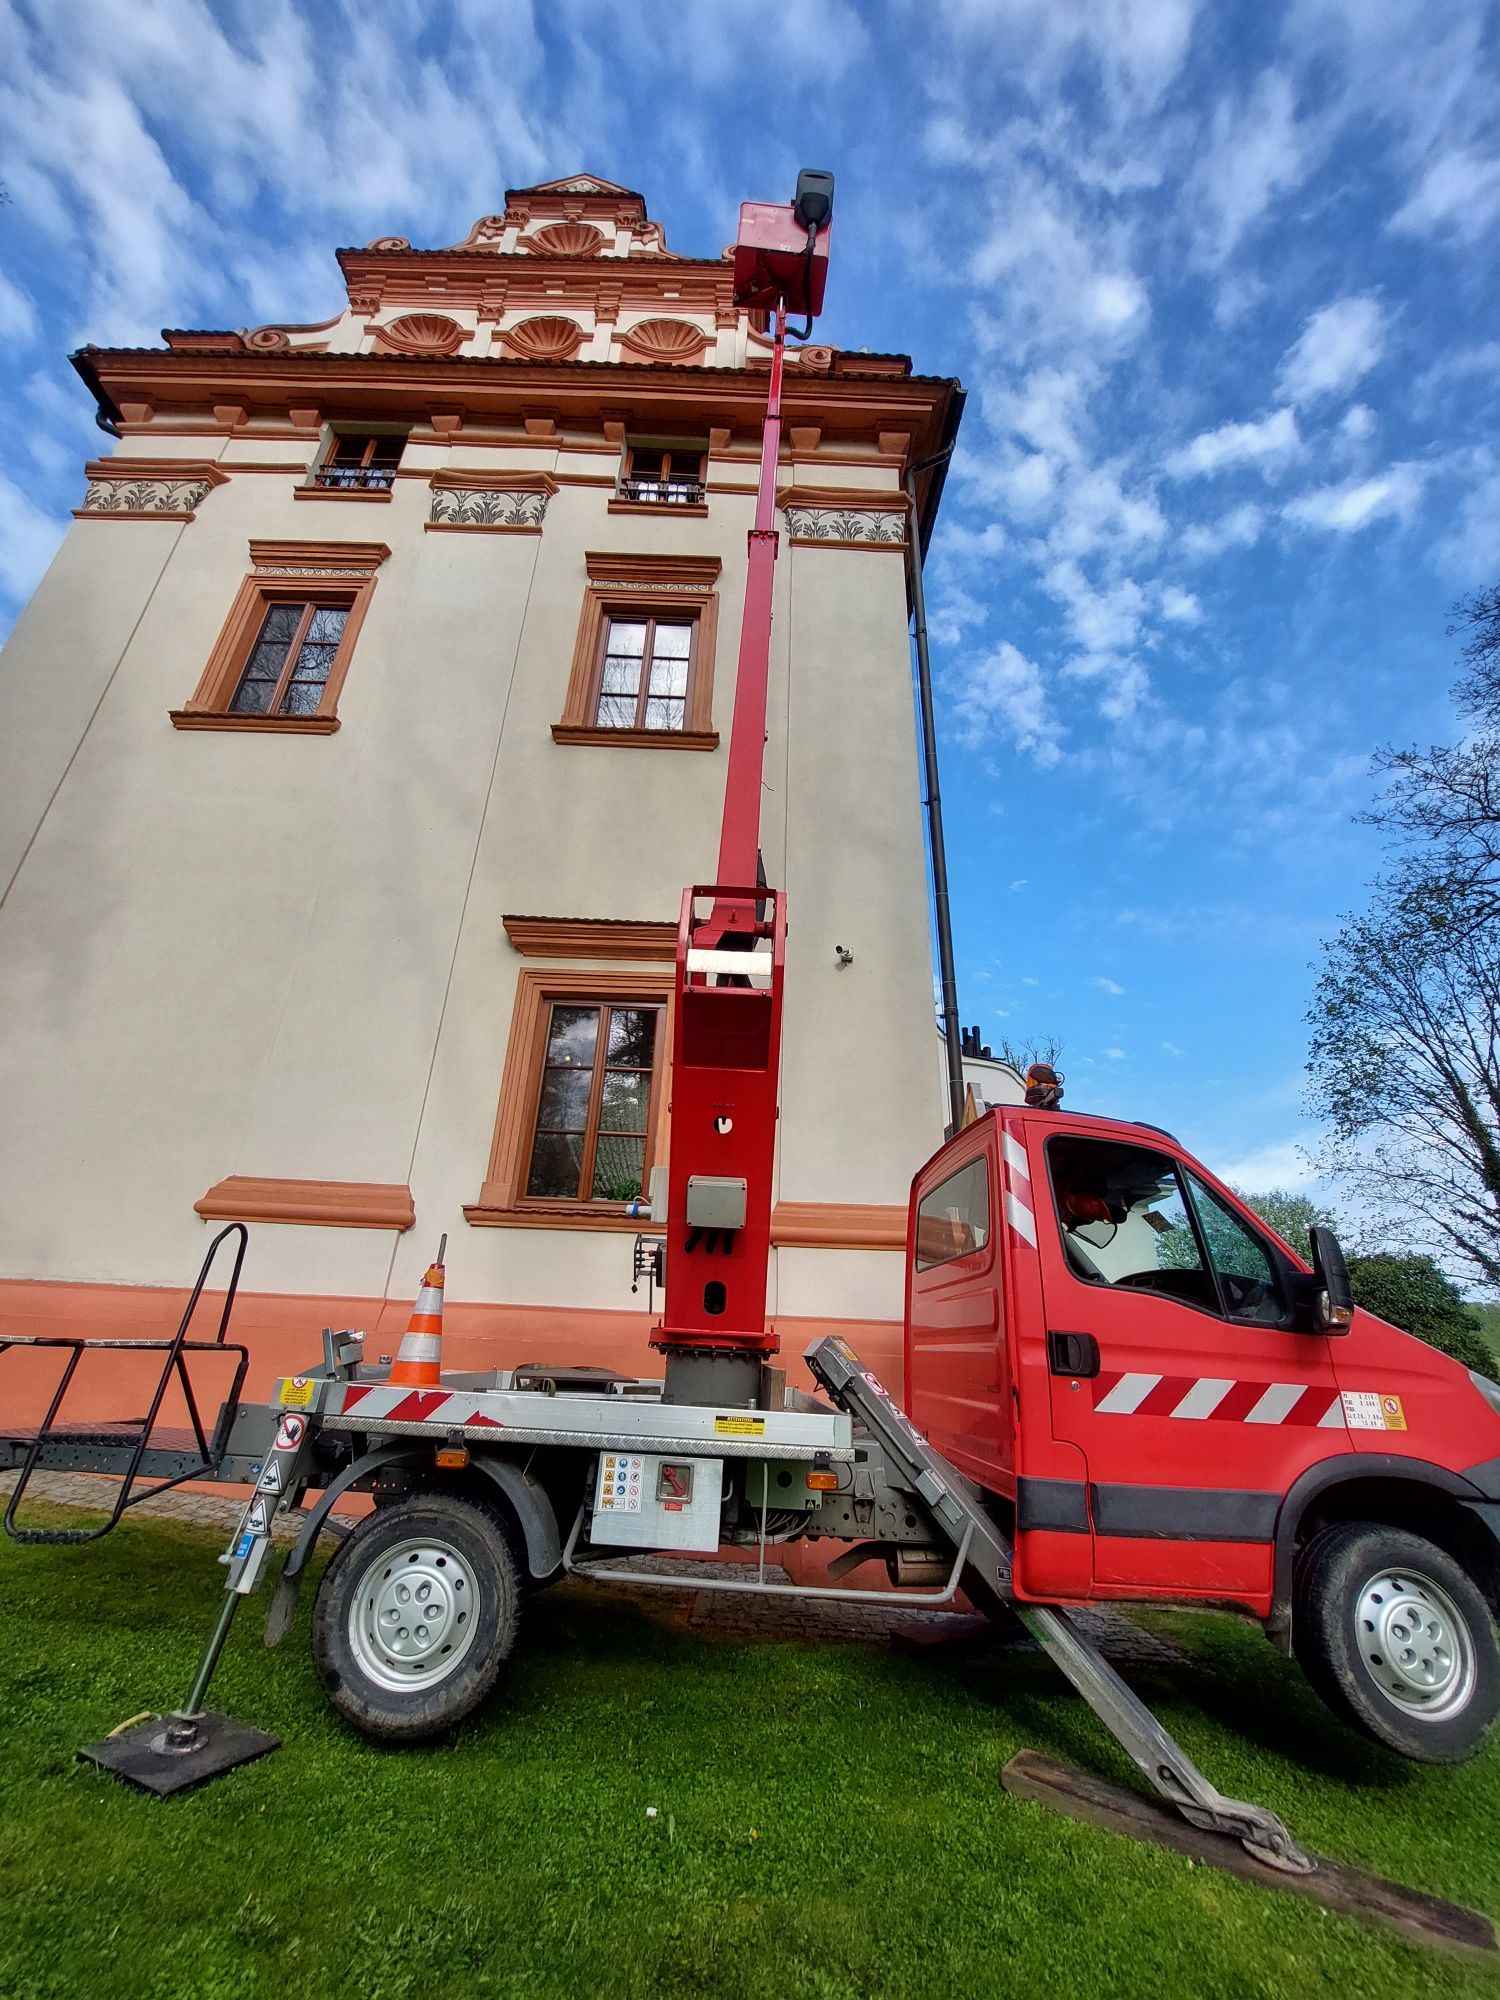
[2,1471,1182,1665]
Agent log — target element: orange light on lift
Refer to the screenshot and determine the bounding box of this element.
[434,1446,470,1470]
[806,1470,838,1492]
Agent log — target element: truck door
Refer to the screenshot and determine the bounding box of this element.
[1036,1127,1347,1607]
[903,1129,1010,1496]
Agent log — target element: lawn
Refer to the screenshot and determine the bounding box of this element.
[2,1514,1498,2000]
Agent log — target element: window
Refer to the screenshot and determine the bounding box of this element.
[595,616,695,731]
[465,965,673,1229]
[526,1002,662,1202]
[170,539,388,733]
[554,552,721,751]
[914,1156,990,1270]
[1047,1137,1284,1323]
[618,447,706,507]
[314,432,405,492]
[1183,1170,1283,1324]
[229,600,349,716]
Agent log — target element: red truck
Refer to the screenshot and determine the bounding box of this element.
[907,1102,1500,1764]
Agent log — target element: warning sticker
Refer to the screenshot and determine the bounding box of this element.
[1342,1392,1409,1432]
[278,1376,317,1409]
[257,1457,284,1495]
[274,1413,306,1452]
[246,1497,270,1535]
[597,1453,644,1513]
[713,1415,766,1437]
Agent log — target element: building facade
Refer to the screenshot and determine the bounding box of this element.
[0,175,963,1395]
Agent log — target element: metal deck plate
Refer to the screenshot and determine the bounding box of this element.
[78,1713,280,1795]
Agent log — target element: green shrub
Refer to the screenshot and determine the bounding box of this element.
[1346,1252,1496,1376]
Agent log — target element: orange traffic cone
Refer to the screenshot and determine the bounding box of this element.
[387,1234,447,1386]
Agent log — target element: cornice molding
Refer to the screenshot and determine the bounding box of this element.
[77,457,229,519]
[584,550,721,588]
[249,538,390,571]
[194,1176,414,1230]
[429,468,559,494]
[769,1201,906,1250]
[502,915,678,961]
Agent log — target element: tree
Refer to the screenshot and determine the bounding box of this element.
[1345,1252,1495,1376]
[993,1035,1063,1077]
[1232,1187,1340,1255]
[1307,876,1500,1290]
[1307,590,1500,1293]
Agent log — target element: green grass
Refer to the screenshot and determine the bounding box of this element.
[2,1516,1499,2000]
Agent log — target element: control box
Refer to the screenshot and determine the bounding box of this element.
[591,1452,724,1552]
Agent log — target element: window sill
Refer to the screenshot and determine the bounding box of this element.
[463,1200,645,1233]
[195,1176,414,1230]
[607,499,710,518]
[551,724,718,752]
[170,709,341,733]
[293,485,393,502]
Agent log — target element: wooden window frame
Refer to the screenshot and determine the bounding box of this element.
[611,443,709,516]
[465,967,673,1232]
[296,427,406,503]
[553,552,721,751]
[591,610,700,732]
[171,541,388,734]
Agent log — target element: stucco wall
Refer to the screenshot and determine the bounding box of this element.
[0,427,935,1332]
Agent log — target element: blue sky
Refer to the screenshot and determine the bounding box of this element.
[2,0,1498,1194]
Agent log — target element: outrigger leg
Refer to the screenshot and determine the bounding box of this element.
[77,1402,315,1794]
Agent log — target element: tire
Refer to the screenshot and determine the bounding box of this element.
[1292,1521,1500,1763]
[311,1492,521,1742]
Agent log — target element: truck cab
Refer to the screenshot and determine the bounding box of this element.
[905,1104,1500,1750]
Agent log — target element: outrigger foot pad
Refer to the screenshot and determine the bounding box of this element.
[78,1710,281,1796]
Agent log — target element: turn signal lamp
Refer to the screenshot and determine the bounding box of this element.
[434,1445,470,1470]
[806,1470,838,1492]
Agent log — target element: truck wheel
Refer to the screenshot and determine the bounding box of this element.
[1293,1522,1499,1763]
[311,1492,521,1742]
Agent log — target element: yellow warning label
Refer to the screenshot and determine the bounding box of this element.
[1380,1395,1407,1431]
[714,1415,766,1437]
[277,1377,317,1409]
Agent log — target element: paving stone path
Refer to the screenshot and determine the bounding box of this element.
[1,1468,1182,1667]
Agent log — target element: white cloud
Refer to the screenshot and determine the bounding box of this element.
[0,272,38,345]
[1010,878,1029,892]
[1164,407,1300,479]
[1208,1138,1315,1189]
[1180,503,1264,560]
[1093,976,1125,995]
[1188,68,1311,265]
[1160,584,1201,622]
[1340,403,1376,440]
[1276,295,1385,406]
[0,471,66,603]
[1392,148,1500,245]
[1161,1040,1184,1056]
[1437,459,1500,584]
[1104,1046,1127,1060]
[951,640,1063,766]
[1284,463,1425,532]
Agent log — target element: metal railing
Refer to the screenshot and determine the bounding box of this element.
[616,475,706,507]
[312,464,397,492]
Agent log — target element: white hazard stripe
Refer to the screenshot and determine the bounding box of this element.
[1245,1383,1307,1424]
[1169,1377,1234,1420]
[395,1332,442,1360]
[1094,1372,1161,1415]
[1001,1124,1038,1252]
[1004,1189,1037,1246]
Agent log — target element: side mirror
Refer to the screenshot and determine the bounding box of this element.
[1308,1225,1354,1335]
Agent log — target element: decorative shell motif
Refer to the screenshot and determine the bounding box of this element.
[497,315,585,362]
[372,313,467,357]
[616,317,708,364]
[522,221,606,258]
